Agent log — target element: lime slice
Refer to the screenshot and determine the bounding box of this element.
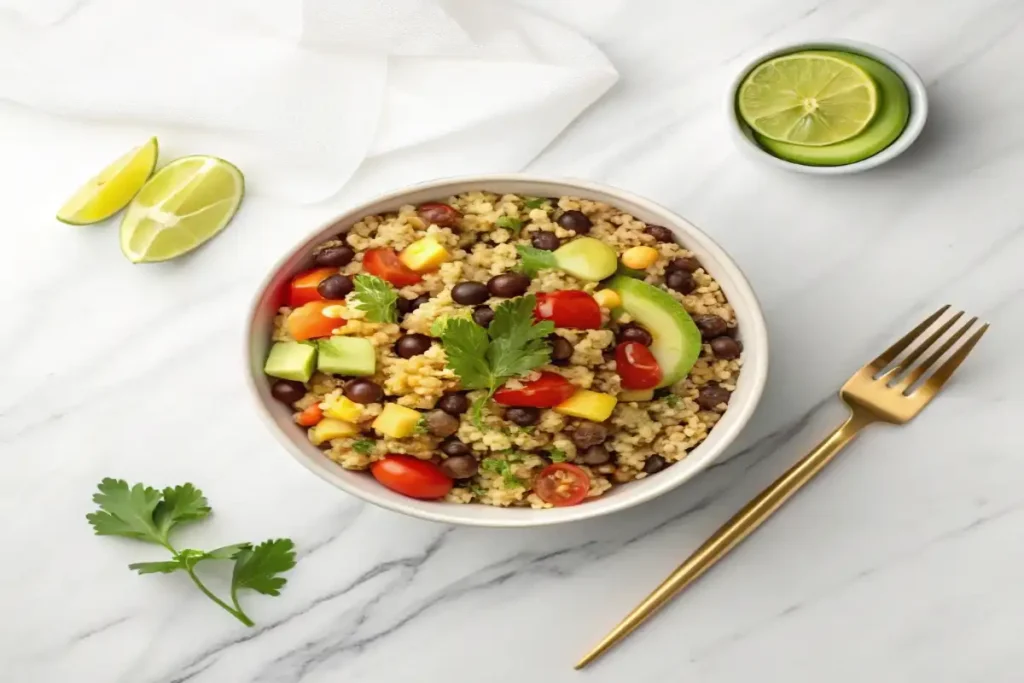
[119,156,244,264]
[738,53,878,146]
[56,138,159,225]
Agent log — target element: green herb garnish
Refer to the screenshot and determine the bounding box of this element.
[414,416,429,435]
[352,438,376,455]
[352,274,398,323]
[496,216,525,236]
[469,483,487,497]
[87,479,296,627]
[515,244,558,277]
[663,394,681,407]
[440,295,555,429]
[481,457,526,488]
[548,447,568,463]
[523,197,548,210]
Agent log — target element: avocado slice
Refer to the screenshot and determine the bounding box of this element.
[753,51,910,166]
[606,276,702,388]
[317,337,376,377]
[264,341,317,382]
[553,237,618,282]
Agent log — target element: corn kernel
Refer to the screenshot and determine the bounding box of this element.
[309,418,359,445]
[621,246,659,270]
[399,237,449,272]
[593,289,621,309]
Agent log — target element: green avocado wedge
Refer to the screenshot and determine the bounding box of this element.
[753,51,910,166]
[606,276,702,388]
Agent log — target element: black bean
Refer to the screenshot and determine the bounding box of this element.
[425,410,460,437]
[643,454,668,474]
[395,334,432,359]
[270,380,306,405]
[437,393,469,416]
[314,246,354,268]
[549,336,573,364]
[571,422,607,449]
[397,297,414,315]
[451,282,489,306]
[473,305,495,327]
[412,294,431,310]
[487,273,531,298]
[316,274,354,299]
[344,379,383,404]
[557,210,592,233]
[665,270,696,294]
[710,336,741,359]
[645,225,675,243]
[440,455,478,479]
[667,256,701,273]
[693,314,728,340]
[505,407,540,426]
[579,445,611,465]
[617,324,653,346]
[696,385,732,411]
[531,231,561,251]
[440,438,471,458]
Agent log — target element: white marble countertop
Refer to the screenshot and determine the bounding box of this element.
[3,1,1023,681]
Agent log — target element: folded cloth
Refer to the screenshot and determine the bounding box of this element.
[0,0,617,202]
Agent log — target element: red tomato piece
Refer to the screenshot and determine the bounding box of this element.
[533,463,590,507]
[287,300,346,341]
[288,267,337,308]
[295,404,323,427]
[417,202,462,228]
[494,372,576,408]
[371,455,453,500]
[363,248,423,287]
[615,342,663,390]
[534,291,602,329]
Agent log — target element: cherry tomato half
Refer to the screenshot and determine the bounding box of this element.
[615,342,663,390]
[534,291,602,329]
[371,455,453,500]
[494,371,577,408]
[417,202,462,228]
[363,248,423,287]
[287,300,346,341]
[288,267,336,308]
[533,463,590,507]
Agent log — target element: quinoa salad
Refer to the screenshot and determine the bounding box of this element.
[263,192,742,508]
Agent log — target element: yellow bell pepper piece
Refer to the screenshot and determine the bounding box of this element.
[321,393,363,422]
[399,236,449,273]
[309,418,359,445]
[554,390,618,422]
[373,403,423,438]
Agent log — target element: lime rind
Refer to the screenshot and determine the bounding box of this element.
[56,137,159,225]
[119,155,244,264]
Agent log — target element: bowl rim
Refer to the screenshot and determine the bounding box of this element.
[726,38,929,175]
[245,174,769,527]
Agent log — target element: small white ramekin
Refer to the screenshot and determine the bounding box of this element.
[246,175,769,527]
[727,39,928,175]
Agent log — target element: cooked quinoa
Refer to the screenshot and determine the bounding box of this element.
[265,192,742,508]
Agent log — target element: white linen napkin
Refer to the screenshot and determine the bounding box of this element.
[0,0,617,202]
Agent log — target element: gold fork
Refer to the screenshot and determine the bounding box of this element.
[576,305,989,669]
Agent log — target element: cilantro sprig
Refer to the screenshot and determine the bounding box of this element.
[352,274,398,323]
[439,295,555,428]
[481,455,526,488]
[87,479,296,627]
[496,216,525,236]
[515,245,558,277]
[523,197,548,210]
[352,438,376,455]
[548,447,568,463]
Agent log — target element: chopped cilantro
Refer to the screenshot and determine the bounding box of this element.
[547,447,567,463]
[352,439,375,455]
[496,215,525,235]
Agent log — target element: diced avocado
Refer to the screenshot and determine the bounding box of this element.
[554,390,617,422]
[373,403,422,438]
[309,418,359,445]
[317,337,376,377]
[619,388,655,402]
[264,341,317,382]
[553,237,618,281]
[607,276,701,388]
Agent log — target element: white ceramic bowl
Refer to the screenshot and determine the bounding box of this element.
[727,39,928,175]
[246,176,769,527]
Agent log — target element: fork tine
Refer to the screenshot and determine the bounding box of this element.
[882,310,964,382]
[919,322,989,393]
[869,305,950,371]
[896,316,981,392]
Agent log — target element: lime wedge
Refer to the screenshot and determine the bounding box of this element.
[119,156,244,264]
[738,53,878,146]
[56,138,159,225]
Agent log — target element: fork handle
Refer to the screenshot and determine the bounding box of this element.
[576,411,874,669]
